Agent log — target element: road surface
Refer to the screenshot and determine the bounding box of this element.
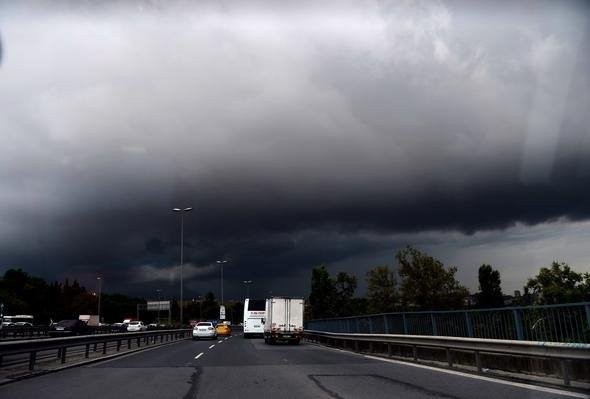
[0,333,586,399]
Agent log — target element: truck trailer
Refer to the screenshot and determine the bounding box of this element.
[263,297,304,345]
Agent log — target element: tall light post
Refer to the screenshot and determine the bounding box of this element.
[243,280,252,298]
[96,276,102,324]
[173,207,193,325]
[216,260,228,305]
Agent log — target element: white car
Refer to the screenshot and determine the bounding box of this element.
[126,321,148,332]
[193,322,217,340]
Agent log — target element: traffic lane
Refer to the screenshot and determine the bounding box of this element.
[193,339,585,399]
[92,335,224,368]
[0,344,198,399]
[1,335,586,399]
[193,336,373,367]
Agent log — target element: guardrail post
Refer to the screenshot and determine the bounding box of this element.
[368,342,374,353]
[446,348,453,367]
[60,347,67,364]
[431,314,437,336]
[102,342,107,354]
[0,355,3,367]
[387,343,392,357]
[561,360,571,386]
[513,309,524,340]
[127,338,131,349]
[117,340,121,351]
[412,345,417,361]
[93,343,97,352]
[475,351,482,372]
[402,314,408,335]
[85,344,90,358]
[137,337,141,347]
[354,340,359,352]
[465,312,473,338]
[29,351,36,370]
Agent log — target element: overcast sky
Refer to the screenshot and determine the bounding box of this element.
[1,0,589,301]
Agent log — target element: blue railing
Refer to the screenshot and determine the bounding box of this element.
[306,302,590,343]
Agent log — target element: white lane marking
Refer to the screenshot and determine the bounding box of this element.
[224,337,228,340]
[218,340,223,343]
[209,344,215,349]
[195,352,203,359]
[363,355,589,399]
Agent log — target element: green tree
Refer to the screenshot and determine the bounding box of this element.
[525,262,588,304]
[396,246,469,310]
[309,264,336,319]
[200,292,219,320]
[333,272,357,316]
[477,264,504,308]
[366,265,397,313]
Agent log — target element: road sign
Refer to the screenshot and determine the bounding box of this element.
[147,301,170,311]
[219,305,226,320]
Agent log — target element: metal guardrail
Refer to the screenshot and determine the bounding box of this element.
[306,302,590,343]
[0,326,49,339]
[0,326,129,340]
[304,330,590,386]
[0,329,192,372]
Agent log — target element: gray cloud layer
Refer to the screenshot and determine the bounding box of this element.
[1,1,589,297]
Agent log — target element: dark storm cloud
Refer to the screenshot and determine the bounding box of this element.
[0,0,589,297]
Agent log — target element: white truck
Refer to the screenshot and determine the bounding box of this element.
[263,297,304,345]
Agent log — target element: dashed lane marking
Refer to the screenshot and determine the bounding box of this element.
[218,340,223,343]
[209,344,215,349]
[195,352,203,359]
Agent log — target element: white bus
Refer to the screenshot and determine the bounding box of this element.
[243,299,266,338]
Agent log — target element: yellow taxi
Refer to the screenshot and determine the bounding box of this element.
[215,321,231,336]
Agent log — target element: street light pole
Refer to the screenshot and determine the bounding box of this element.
[96,276,102,324]
[243,280,252,298]
[173,207,193,326]
[216,260,228,305]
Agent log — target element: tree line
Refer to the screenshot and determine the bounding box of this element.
[0,269,244,324]
[0,269,143,323]
[308,246,590,319]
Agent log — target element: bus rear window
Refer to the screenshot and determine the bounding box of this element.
[247,300,266,311]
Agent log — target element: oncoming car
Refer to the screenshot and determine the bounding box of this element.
[193,322,216,340]
[126,321,148,332]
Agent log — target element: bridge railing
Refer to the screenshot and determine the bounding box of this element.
[306,302,590,343]
[304,329,590,387]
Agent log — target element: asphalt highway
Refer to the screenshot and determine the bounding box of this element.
[0,333,586,399]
